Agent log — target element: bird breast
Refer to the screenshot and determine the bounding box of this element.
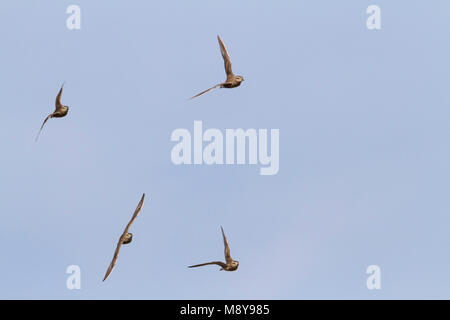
[53,107,69,117]
[223,81,242,89]
[122,233,133,244]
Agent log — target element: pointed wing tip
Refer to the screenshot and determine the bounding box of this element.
[102,270,110,281]
[35,129,43,142]
[103,268,112,281]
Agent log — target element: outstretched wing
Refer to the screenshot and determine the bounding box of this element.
[35,114,52,142]
[217,35,233,77]
[188,261,227,269]
[221,226,232,264]
[55,83,64,110]
[190,83,222,100]
[103,237,124,281]
[122,193,145,236]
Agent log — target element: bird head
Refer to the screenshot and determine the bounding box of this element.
[236,76,244,83]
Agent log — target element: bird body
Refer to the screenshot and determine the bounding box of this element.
[51,106,69,118]
[122,233,133,244]
[221,81,242,89]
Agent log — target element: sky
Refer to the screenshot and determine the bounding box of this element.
[0,0,449,299]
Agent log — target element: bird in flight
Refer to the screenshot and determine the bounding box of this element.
[190,35,244,99]
[35,83,69,142]
[103,193,146,281]
[188,226,239,271]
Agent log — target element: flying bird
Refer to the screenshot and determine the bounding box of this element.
[103,193,146,281]
[188,226,239,271]
[35,83,69,142]
[190,35,244,99]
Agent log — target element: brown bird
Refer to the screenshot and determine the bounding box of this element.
[188,226,239,271]
[35,83,69,142]
[190,35,244,99]
[103,193,146,281]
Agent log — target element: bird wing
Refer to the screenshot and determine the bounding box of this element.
[221,226,233,264]
[190,83,222,100]
[188,261,227,269]
[102,193,145,281]
[35,114,53,142]
[55,83,64,111]
[217,35,233,78]
[122,193,145,236]
[103,236,124,281]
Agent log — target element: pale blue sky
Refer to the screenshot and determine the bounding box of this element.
[0,1,449,299]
